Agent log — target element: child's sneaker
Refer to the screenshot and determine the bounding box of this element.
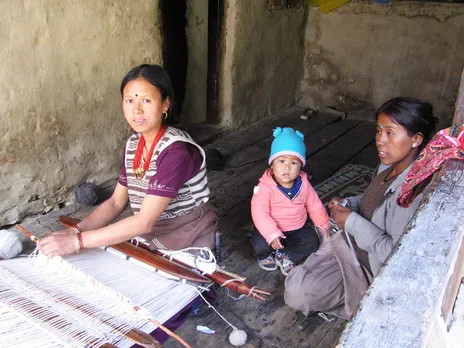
[257,254,278,271]
[274,251,296,276]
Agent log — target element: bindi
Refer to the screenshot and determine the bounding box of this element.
[135,94,138,97]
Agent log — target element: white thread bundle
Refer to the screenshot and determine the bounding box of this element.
[0,248,203,347]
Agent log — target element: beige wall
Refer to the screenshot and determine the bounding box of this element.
[219,0,307,127]
[0,0,162,225]
[183,0,209,125]
[298,1,464,128]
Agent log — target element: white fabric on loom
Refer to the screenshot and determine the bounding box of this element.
[0,248,203,348]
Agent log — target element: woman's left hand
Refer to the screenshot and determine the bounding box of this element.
[38,228,80,258]
[329,204,352,230]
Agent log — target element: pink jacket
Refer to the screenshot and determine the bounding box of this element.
[251,169,329,244]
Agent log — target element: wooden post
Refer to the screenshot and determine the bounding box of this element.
[453,68,464,126]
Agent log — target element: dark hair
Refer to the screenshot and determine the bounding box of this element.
[376,97,437,150]
[120,64,178,125]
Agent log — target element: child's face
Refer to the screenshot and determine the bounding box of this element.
[271,155,302,188]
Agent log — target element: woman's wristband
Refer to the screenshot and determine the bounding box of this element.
[70,226,84,253]
[77,232,84,252]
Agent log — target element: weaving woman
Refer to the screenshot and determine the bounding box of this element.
[284,97,437,320]
[38,64,218,258]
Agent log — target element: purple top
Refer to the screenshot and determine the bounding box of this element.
[118,141,203,198]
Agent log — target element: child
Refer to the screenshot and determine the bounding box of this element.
[251,127,329,275]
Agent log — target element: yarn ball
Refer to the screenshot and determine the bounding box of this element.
[229,329,247,346]
[75,182,98,206]
[0,230,23,259]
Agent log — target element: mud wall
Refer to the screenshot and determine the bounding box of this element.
[0,1,162,225]
[219,0,307,127]
[298,1,464,127]
[183,0,209,125]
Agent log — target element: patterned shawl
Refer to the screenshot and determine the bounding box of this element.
[397,125,464,208]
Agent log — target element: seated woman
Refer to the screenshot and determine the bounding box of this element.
[38,64,218,257]
[284,97,436,319]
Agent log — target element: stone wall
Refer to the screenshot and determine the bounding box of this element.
[0,0,162,225]
[219,0,307,127]
[298,1,464,127]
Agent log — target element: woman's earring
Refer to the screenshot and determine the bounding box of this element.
[163,112,168,120]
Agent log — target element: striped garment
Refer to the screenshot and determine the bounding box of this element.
[124,127,210,220]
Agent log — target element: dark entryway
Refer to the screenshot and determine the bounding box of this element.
[160,0,223,125]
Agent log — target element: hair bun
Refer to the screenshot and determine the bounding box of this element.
[273,127,283,137]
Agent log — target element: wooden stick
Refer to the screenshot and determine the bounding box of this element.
[149,318,191,348]
[58,216,211,284]
[59,215,272,301]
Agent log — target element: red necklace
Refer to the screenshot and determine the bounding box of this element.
[133,126,166,180]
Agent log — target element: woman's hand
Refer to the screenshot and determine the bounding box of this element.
[328,197,343,209]
[38,228,80,258]
[329,204,352,230]
[270,236,285,250]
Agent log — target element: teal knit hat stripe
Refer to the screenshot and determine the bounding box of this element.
[268,127,306,165]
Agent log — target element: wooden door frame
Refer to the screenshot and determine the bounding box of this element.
[206,0,225,125]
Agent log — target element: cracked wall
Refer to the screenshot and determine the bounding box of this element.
[0,0,162,226]
[298,1,464,127]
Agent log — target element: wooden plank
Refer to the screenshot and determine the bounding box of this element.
[452,68,464,126]
[441,235,464,323]
[425,315,450,348]
[305,121,377,185]
[206,111,342,190]
[337,160,464,348]
[448,280,464,346]
[349,142,379,169]
[210,120,363,215]
[203,106,341,157]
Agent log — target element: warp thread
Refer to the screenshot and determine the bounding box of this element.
[0,230,23,259]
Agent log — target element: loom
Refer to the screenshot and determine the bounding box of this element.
[0,246,201,347]
[2,220,271,347]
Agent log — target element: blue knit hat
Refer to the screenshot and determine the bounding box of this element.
[268,127,306,165]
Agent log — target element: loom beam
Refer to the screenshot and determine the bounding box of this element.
[56,217,212,284]
[59,216,272,301]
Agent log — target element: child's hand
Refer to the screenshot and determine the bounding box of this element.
[270,237,285,250]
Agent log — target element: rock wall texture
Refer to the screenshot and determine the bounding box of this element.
[219,0,307,127]
[298,1,464,127]
[0,0,162,225]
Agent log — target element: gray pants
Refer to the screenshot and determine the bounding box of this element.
[284,231,372,320]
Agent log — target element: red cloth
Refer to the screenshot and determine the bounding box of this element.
[397,126,464,208]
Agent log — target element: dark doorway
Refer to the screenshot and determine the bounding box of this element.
[206,0,224,125]
[160,0,188,124]
[160,0,223,125]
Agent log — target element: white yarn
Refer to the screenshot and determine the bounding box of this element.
[229,329,248,346]
[0,248,205,348]
[196,289,248,346]
[0,230,22,259]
